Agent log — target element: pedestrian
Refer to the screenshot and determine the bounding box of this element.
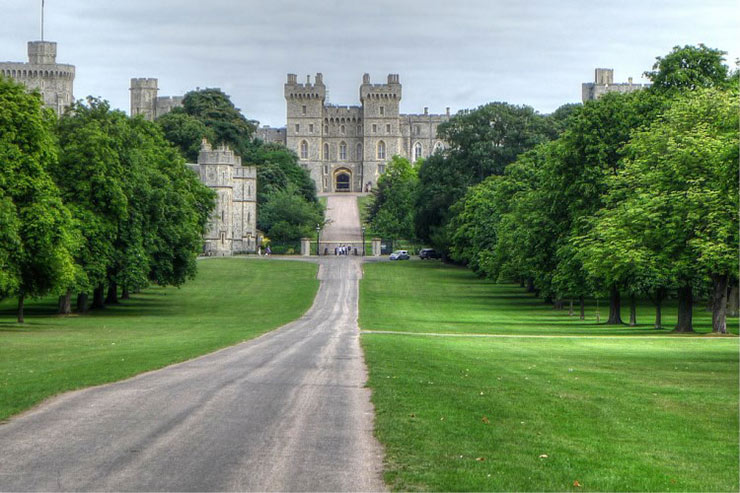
[258,246,262,256]
[266,245,271,256]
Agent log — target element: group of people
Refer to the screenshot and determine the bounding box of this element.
[334,245,354,256]
[257,245,271,256]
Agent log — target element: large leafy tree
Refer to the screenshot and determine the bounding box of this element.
[367,156,418,246]
[645,44,730,93]
[0,76,76,322]
[415,102,570,250]
[582,87,738,333]
[54,98,215,311]
[258,184,324,244]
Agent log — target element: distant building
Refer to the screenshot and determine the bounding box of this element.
[129,78,184,120]
[256,126,287,144]
[187,140,258,256]
[272,73,450,193]
[0,40,75,115]
[582,68,647,103]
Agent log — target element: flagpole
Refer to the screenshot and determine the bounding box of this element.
[41,0,44,41]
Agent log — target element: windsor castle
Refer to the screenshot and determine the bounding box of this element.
[3,36,645,253]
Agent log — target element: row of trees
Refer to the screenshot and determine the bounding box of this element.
[0,77,216,322]
[369,45,738,333]
[157,89,324,246]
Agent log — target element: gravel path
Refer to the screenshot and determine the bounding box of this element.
[0,257,386,492]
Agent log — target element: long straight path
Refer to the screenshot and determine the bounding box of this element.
[0,257,385,492]
[322,194,364,249]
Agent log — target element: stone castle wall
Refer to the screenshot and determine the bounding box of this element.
[130,78,184,120]
[0,41,75,115]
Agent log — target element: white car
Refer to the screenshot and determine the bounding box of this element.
[389,250,410,260]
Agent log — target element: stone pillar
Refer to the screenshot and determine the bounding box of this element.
[371,238,382,257]
[300,237,311,256]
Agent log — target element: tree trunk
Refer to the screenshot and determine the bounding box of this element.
[568,299,574,316]
[606,285,623,325]
[121,285,130,300]
[710,274,728,334]
[92,284,105,309]
[58,289,72,315]
[652,287,666,329]
[629,293,637,327]
[105,281,118,304]
[526,279,535,293]
[727,284,739,317]
[77,293,89,313]
[579,296,585,320]
[17,292,25,324]
[553,299,563,310]
[674,285,694,333]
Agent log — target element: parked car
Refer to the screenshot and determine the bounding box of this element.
[389,250,410,260]
[419,248,441,260]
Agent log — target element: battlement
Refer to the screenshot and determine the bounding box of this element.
[582,68,647,103]
[360,73,402,101]
[130,78,159,89]
[197,139,241,166]
[325,105,361,114]
[285,73,326,100]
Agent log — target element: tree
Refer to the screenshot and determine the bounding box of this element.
[367,156,418,246]
[606,87,738,332]
[415,102,557,250]
[645,44,730,93]
[0,76,76,322]
[258,184,324,244]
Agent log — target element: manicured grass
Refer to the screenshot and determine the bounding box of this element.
[360,261,738,335]
[0,258,318,421]
[357,194,373,225]
[360,261,739,491]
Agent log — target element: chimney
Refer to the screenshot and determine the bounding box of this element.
[363,73,370,84]
[628,76,633,85]
[424,107,428,115]
[306,74,311,84]
[446,107,450,116]
[315,72,323,85]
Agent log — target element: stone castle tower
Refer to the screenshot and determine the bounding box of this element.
[130,78,183,120]
[188,140,258,256]
[581,68,647,103]
[0,40,75,114]
[282,73,450,193]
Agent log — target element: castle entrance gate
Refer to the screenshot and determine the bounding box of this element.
[334,168,352,192]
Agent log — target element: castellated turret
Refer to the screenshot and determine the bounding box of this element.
[0,40,75,115]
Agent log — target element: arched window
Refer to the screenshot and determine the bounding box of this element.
[300,140,308,159]
[339,141,347,160]
[323,143,329,160]
[340,124,346,134]
[377,141,386,160]
[414,142,423,162]
[356,143,363,160]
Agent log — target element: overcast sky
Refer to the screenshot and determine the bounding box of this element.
[1,0,737,127]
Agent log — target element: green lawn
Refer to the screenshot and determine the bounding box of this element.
[360,261,739,491]
[0,258,318,421]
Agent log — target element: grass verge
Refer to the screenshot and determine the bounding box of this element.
[0,258,318,421]
[360,261,739,491]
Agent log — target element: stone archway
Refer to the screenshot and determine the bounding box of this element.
[334,168,352,192]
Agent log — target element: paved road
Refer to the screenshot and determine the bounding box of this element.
[322,195,363,250]
[0,257,385,492]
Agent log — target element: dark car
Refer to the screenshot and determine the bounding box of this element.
[419,248,441,260]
